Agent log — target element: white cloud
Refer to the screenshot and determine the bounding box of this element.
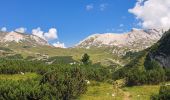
[15,27,27,33]
[1,27,7,32]
[86,4,94,11]
[52,41,66,48]
[100,3,108,11]
[32,27,58,41]
[44,28,58,40]
[31,27,65,47]
[32,27,45,40]
[129,0,170,30]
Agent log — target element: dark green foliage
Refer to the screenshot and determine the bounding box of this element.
[146,68,165,84]
[112,67,127,80]
[23,45,31,48]
[41,67,87,100]
[81,53,90,65]
[0,56,113,99]
[144,57,161,70]
[0,58,47,74]
[125,68,147,86]
[0,47,114,99]
[125,63,165,86]
[122,51,142,60]
[80,64,112,82]
[0,79,51,100]
[0,66,87,100]
[25,56,36,60]
[0,47,13,52]
[151,85,170,100]
[165,68,170,81]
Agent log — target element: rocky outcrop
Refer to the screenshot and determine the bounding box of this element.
[147,30,170,68]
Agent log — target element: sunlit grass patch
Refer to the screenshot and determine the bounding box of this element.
[122,85,160,100]
[0,72,39,81]
[80,82,123,100]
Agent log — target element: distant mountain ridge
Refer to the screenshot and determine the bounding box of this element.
[0,31,49,46]
[76,28,164,55]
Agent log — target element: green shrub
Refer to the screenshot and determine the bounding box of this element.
[40,67,87,100]
[0,66,88,100]
[0,79,51,100]
[151,84,170,100]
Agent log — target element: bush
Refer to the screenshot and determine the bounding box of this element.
[165,68,170,81]
[0,79,51,100]
[146,68,165,84]
[125,67,165,86]
[151,85,170,100]
[80,64,112,82]
[0,66,88,100]
[125,68,147,86]
[40,67,87,100]
[0,59,47,74]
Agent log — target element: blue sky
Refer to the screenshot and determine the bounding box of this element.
[0,0,139,47]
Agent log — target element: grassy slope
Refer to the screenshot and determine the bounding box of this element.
[0,43,124,66]
[122,85,160,100]
[80,82,123,100]
[80,82,160,100]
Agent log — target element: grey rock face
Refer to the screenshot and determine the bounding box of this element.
[148,30,170,68]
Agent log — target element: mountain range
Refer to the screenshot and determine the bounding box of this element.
[76,28,164,55]
[1,28,164,50]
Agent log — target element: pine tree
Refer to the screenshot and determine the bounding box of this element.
[81,53,90,65]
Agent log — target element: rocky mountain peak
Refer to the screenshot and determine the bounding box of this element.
[0,31,49,46]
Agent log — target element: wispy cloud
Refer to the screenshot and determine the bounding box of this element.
[86,4,94,11]
[15,27,27,33]
[99,3,108,11]
[86,3,108,11]
[106,27,125,33]
[52,41,65,48]
[1,27,7,32]
[119,24,124,27]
